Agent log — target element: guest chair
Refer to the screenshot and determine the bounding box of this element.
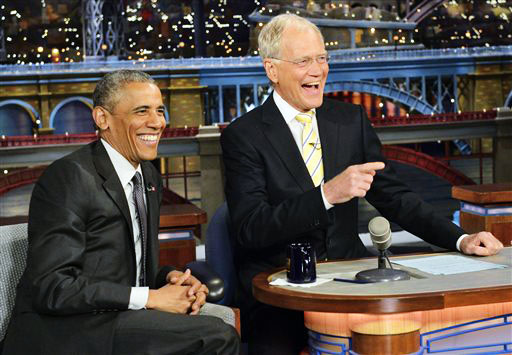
[0,223,238,352]
[0,223,27,352]
[186,202,243,336]
[188,202,236,305]
[186,203,246,352]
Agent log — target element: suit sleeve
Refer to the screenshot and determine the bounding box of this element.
[26,159,131,315]
[360,106,465,250]
[221,123,331,250]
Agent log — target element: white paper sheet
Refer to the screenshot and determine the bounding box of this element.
[269,278,332,288]
[392,255,508,275]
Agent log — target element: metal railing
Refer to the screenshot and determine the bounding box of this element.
[0,110,497,147]
[1,45,511,76]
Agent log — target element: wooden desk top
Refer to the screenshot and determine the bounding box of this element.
[252,248,512,314]
[452,183,512,204]
[159,203,207,228]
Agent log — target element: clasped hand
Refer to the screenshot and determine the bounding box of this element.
[146,269,209,315]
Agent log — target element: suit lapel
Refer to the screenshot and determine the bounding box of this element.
[92,141,134,240]
[261,96,314,192]
[317,102,339,181]
[141,163,159,246]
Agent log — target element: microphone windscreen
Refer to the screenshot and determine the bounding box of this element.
[368,216,391,250]
[369,216,389,237]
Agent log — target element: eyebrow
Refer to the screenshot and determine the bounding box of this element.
[131,105,165,112]
[132,105,149,112]
[295,53,328,60]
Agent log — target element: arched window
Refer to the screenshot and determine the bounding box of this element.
[50,97,94,134]
[0,100,39,136]
[505,90,512,108]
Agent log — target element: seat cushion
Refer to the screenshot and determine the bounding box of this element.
[199,302,236,328]
[0,223,28,341]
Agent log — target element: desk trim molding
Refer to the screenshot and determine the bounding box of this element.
[252,273,512,314]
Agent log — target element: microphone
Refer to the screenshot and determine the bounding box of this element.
[355,216,410,283]
[369,216,392,251]
[308,142,321,150]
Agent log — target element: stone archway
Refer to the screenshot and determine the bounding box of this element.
[0,99,40,136]
[49,96,94,134]
[505,90,512,108]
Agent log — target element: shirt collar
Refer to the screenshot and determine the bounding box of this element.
[101,139,142,188]
[273,90,316,125]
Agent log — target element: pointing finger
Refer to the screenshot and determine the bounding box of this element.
[359,162,385,173]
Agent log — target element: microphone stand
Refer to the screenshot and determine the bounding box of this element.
[378,250,387,269]
[355,249,410,283]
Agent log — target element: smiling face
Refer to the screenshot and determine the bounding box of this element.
[264,24,329,112]
[93,81,166,168]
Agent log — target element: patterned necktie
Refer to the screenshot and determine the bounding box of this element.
[132,172,147,287]
[295,111,324,187]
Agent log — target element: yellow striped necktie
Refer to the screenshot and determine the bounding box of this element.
[295,111,324,187]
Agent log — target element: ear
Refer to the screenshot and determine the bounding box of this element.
[92,106,109,131]
[263,58,278,85]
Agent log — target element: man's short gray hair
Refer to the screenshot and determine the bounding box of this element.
[258,14,324,60]
[93,70,155,112]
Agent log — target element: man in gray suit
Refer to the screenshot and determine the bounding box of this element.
[3,70,239,355]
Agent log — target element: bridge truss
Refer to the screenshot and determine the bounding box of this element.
[199,55,484,123]
[1,45,510,125]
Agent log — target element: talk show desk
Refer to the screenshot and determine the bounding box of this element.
[253,248,512,355]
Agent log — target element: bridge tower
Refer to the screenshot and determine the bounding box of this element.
[82,0,105,60]
[103,1,126,59]
[192,0,206,57]
[82,0,125,60]
[0,28,5,61]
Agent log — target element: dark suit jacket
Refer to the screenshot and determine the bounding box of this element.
[221,96,465,308]
[3,140,172,355]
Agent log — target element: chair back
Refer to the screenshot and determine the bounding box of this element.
[205,202,236,305]
[0,223,28,343]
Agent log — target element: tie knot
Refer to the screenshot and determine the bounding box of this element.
[132,172,143,187]
[295,111,314,125]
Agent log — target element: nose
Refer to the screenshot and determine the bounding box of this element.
[308,59,324,76]
[148,110,165,130]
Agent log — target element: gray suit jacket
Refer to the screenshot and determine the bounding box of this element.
[3,140,171,354]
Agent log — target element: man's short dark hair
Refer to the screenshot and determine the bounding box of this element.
[93,70,155,112]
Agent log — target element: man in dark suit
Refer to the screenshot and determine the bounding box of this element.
[221,14,503,355]
[3,70,239,355]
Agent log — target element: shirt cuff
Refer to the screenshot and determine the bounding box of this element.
[456,234,469,252]
[320,182,334,210]
[129,287,149,310]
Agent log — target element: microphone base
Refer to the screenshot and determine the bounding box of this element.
[355,268,410,283]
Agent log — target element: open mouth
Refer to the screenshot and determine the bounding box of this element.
[138,134,159,145]
[302,82,320,90]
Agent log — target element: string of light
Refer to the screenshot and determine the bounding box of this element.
[1,0,510,65]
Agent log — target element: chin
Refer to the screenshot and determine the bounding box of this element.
[138,151,158,162]
[146,154,158,162]
[306,98,323,109]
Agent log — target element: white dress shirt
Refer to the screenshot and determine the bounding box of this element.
[272,92,467,250]
[273,90,334,210]
[101,139,149,309]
